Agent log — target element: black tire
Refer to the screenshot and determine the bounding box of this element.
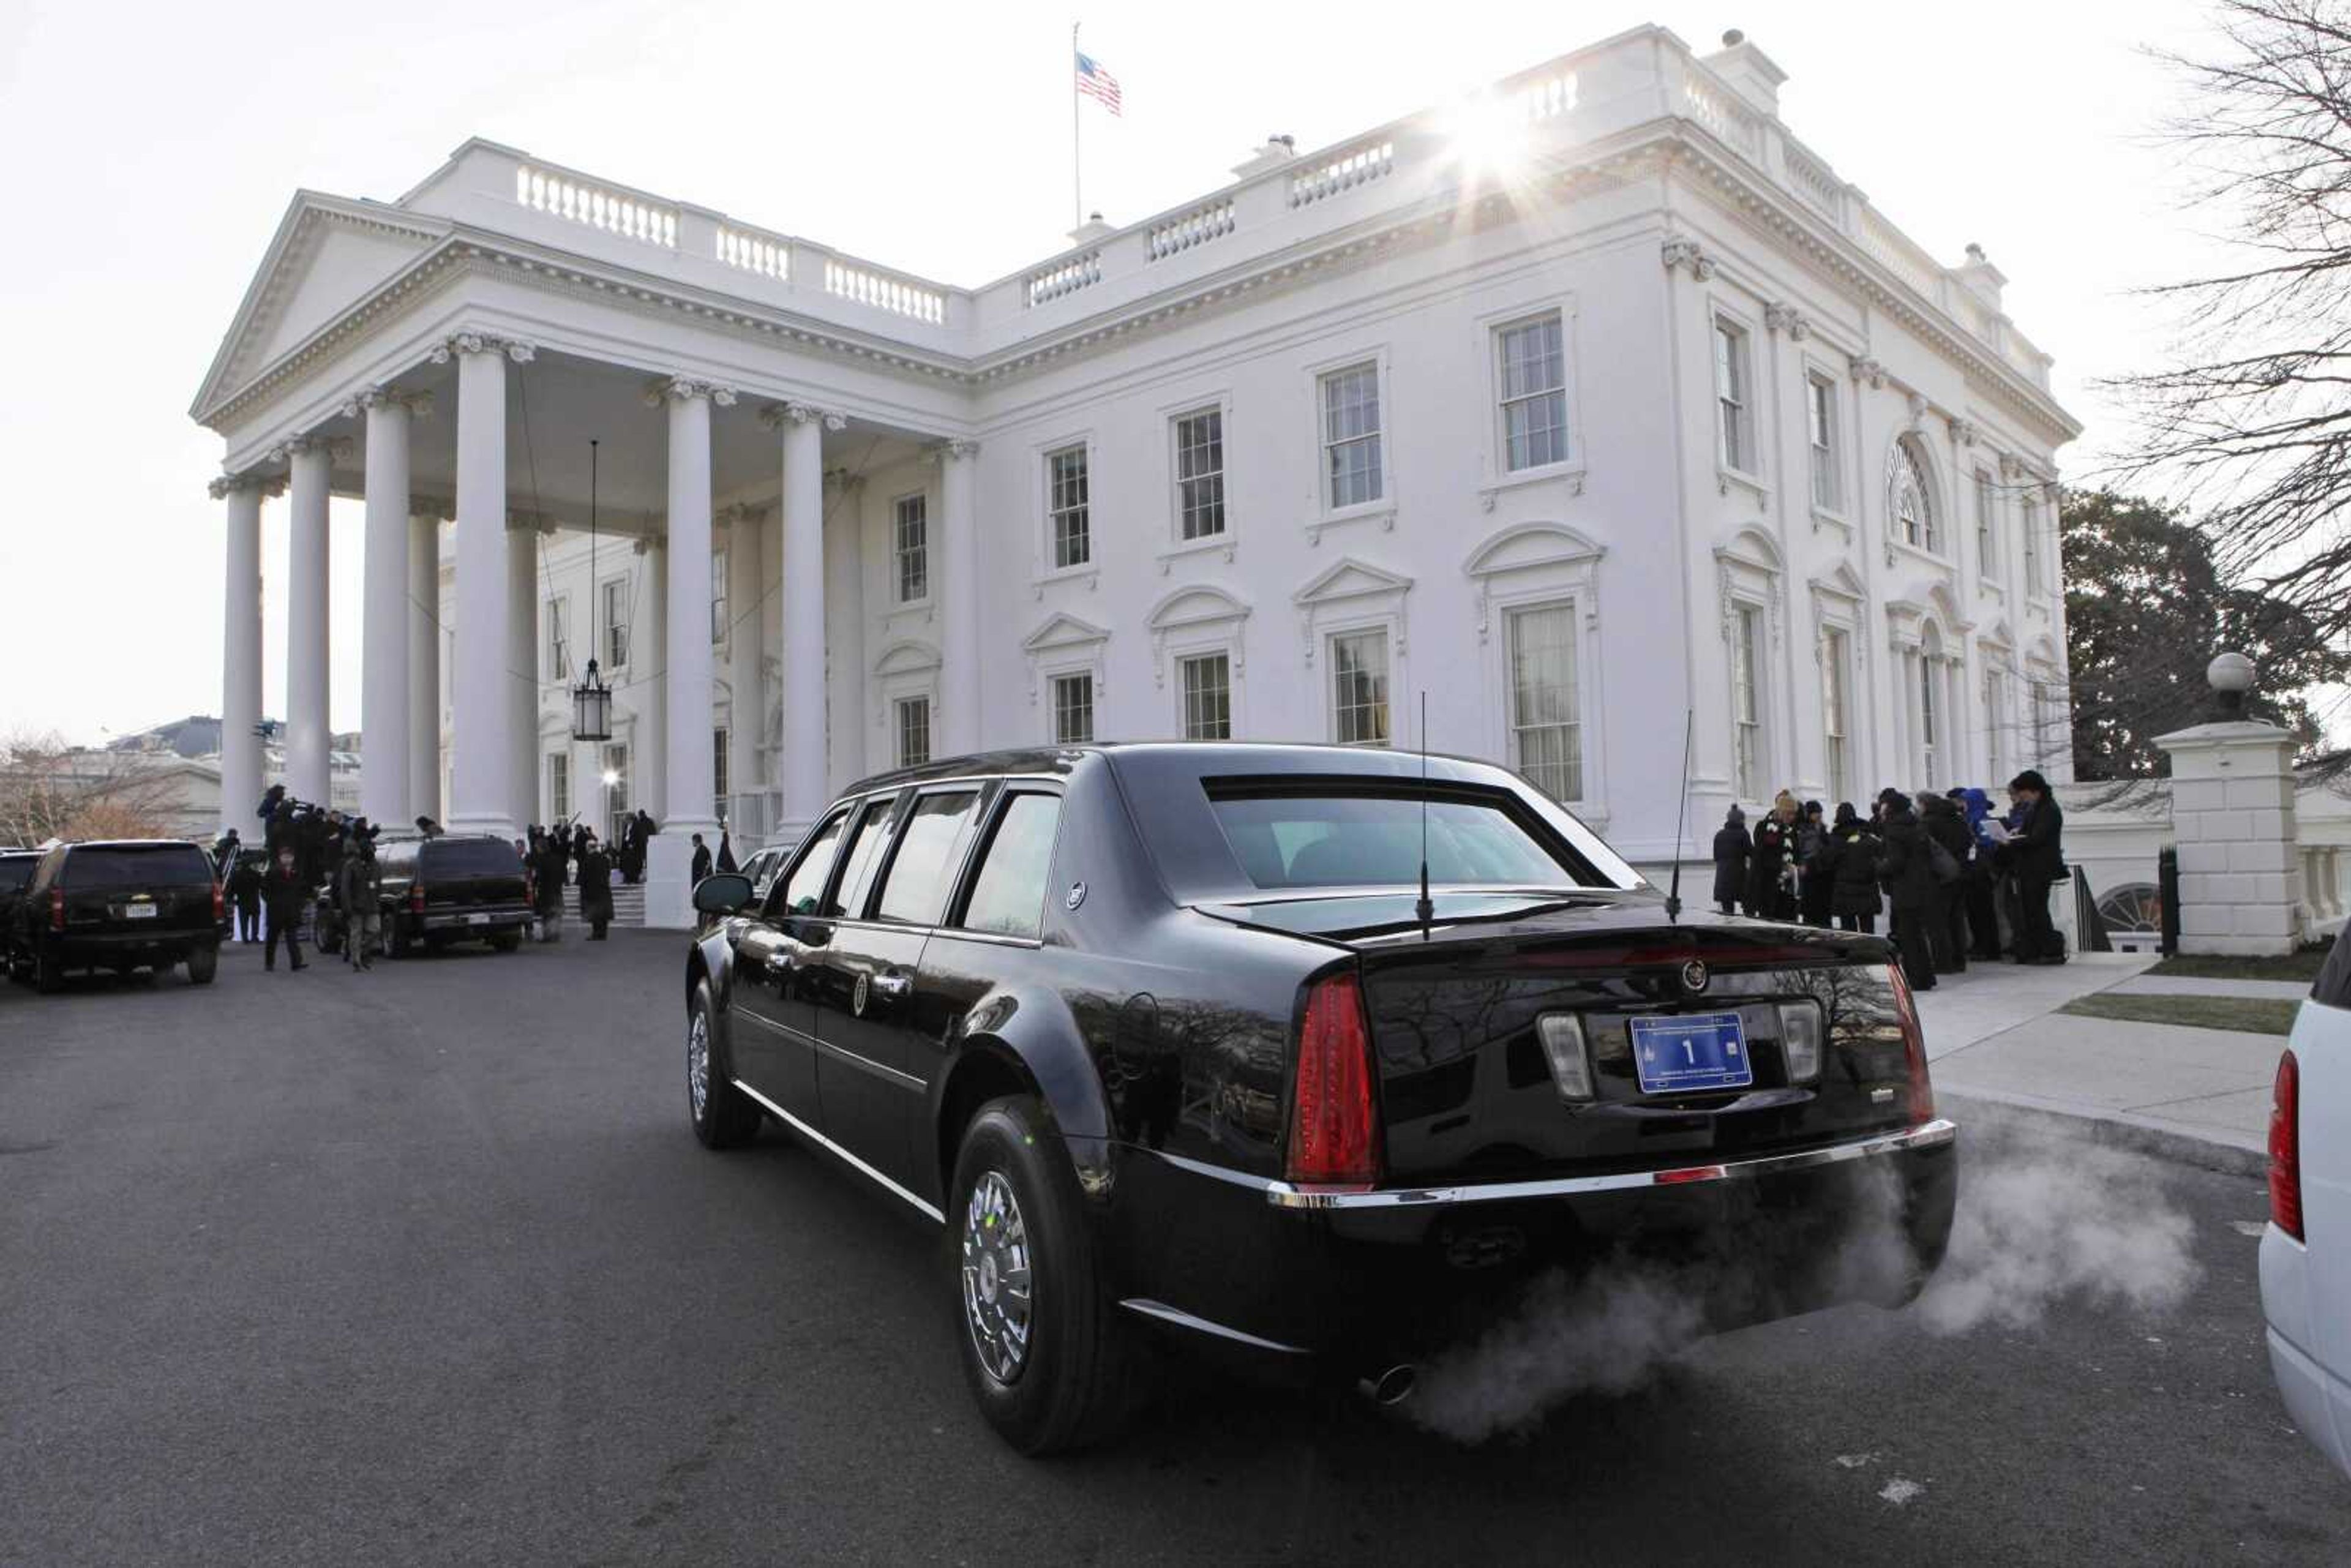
[949,1097,1149,1455]
[489,930,521,953]
[185,947,217,986]
[687,981,761,1149]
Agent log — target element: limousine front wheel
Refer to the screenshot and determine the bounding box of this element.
[950,1096,1145,1455]
[686,982,761,1150]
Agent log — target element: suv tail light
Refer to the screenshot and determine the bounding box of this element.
[212,881,225,923]
[1287,972,1382,1189]
[1888,963,1935,1125]
[2271,1050,2303,1241]
[50,888,65,931]
[409,881,426,915]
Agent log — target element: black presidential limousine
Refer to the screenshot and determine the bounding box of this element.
[684,742,1957,1453]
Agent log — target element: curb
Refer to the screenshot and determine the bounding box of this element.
[1937,1089,2269,1180]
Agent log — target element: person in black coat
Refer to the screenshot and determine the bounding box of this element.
[2007,770,2068,964]
[1711,806,1751,917]
[1826,803,1881,932]
[1877,791,1937,990]
[576,831,615,940]
[1796,800,1834,928]
[1747,793,1799,922]
[1921,792,1973,975]
[689,833,713,884]
[260,846,308,972]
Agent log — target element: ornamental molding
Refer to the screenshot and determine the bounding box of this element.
[757,401,847,432]
[269,433,354,463]
[1949,416,1979,448]
[339,385,435,421]
[427,331,535,364]
[1850,356,1887,389]
[1763,301,1810,339]
[643,375,738,407]
[208,471,285,500]
[1660,236,1716,279]
[1292,555,1412,667]
[1144,584,1252,685]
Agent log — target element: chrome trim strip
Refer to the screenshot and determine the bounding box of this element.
[730,1078,947,1225]
[731,1008,820,1049]
[1119,1299,1312,1355]
[1161,1114,1965,1213]
[1147,1147,1286,1191]
[809,1035,927,1094]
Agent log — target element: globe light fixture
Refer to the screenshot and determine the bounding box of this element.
[2207,650,2255,719]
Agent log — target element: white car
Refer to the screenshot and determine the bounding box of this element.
[2262,928,2351,1482]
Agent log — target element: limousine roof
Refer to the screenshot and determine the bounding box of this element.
[841,740,1529,800]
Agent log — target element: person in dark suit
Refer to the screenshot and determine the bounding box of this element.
[1877,791,1937,989]
[577,831,615,940]
[261,847,308,972]
[689,833,713,885]
[1711,806,1751,917]
[2007,769,2067,964]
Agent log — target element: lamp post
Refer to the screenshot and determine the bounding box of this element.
[571,439,613,744]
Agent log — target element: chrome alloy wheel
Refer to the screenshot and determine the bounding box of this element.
[961,1170,1034,1384]
[687,1010,711,1120]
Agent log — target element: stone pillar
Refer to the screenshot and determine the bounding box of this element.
[646,378,732,927]
[439,332,533,842]
[763,401,835,845]
[637,535,667,825]
[280,437,334,805]
[938,437,981,755]
[213,474,269,834]
[408,512,442,822]
[357,390,416,827]
[724,503,763,837]
[2156,715,2302,958]
[508,519,540,832]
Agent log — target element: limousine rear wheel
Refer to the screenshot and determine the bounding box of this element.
[687,981,761,1150]
[951,1097,1145,1455]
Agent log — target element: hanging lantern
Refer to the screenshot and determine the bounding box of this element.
[572,656,613,742]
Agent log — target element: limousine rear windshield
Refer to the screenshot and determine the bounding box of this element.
[1203,781,1602,891]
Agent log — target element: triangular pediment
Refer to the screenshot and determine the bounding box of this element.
[1463,521,1605,579]
[191,194,448,424]
[1021,612,1111,655]
[1293,555,1412,607]
[1146,585,1250,632]
[872,639,940,678]
[1809,560,1868,602]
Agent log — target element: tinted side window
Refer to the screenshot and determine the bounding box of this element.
[825,798,899,918]
[2315,923,2351,1010]
[768,809,850,918]
[0,858,37,892]
[958,793,1062,940]
[422,839,523,877]
[874,790,983,925]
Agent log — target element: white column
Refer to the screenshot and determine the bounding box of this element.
[358,391,413,827]
[636,535,667,824]
[282,436,334,805]
[508,520,540,832]
[647,378,732,928]
[765,401,833,844]
[939,438,981,756]
[408,513,442,823]
[724,503,763,836]
[441,332,532,841]
[214,475,268,834]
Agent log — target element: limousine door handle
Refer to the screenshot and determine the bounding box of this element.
[869,972,912,1003]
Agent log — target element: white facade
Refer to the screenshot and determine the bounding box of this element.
[193,25,2081,926]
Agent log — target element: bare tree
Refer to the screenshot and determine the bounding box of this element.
[2112,1,2351,647]
[0,730,180,847]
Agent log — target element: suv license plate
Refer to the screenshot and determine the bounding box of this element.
[467,913,490,926]
[121,904,158,920]
[1630,1012,1753,1094]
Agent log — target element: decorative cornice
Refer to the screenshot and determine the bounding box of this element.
[1763,301,1810,340]
[427,331,535,365]
[644,375,739,408]
[1850,356,1887,389]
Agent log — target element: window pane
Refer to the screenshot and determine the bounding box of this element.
[897,697,931,767]
[1052,672,1094,744]
[1176,410,1226,539]
[771,809,849,917]
[874,789,981,925]
[1182,653,1231,740]
[824,798,897,917]
[896,495,928,601]
[1322,365,1383,506]
[1048,447,1090,569]
[1331,629,1390,745]
[1207,792,1583,890]
[1508,604,1580,800]
[959,793,1063,939]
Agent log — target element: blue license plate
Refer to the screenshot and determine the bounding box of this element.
[1630,1012,1753,1094]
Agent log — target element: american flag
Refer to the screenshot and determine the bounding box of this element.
[1076,51,1122,115]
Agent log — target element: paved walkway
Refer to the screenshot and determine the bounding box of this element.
[1911,952,2285,1171]
[2107,974,2314,1002]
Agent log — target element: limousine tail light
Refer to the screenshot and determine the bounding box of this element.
[1889,963,1934,1126]
[212,881,225,923]
[1288,972,1382,1189]
[2271,1049,2303,1242]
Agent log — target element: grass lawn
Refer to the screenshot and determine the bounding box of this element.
[2147,944,2333,984]
[2061,992,2302,1037]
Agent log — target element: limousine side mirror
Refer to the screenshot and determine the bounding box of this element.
[692,872,755,917]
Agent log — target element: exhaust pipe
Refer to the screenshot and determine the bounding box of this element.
[1358,1364,1418,1407]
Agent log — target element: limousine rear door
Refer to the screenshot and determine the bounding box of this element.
[727,803,851,1129]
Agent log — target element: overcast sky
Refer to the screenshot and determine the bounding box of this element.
[0,0,2232,745]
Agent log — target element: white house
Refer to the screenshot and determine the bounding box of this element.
[193,25,2080,926]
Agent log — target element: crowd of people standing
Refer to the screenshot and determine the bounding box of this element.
[1711,768,2068,992]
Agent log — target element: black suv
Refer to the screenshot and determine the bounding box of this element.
[0,848,42,975]
[13,839,222,991]
[375,834,530,956]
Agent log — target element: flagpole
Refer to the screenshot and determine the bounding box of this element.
[1071,21,1082,230]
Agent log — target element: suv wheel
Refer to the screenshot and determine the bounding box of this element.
[186,946,218,986]
[950,1097,1150,1455]
[687,981,761,1149]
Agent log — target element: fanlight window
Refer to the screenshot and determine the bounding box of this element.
[1889,440,1937,553]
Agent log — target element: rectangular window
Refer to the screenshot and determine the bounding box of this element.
[2022,493,2043,595]
[958,792,1063,939]
[711,549,728,644]
[825,797,898,918]
[874,789,983,926]
[1204,789,1594,891]
[546,596,570,681]
[894,493,929,602]
[1051,672,1095,745]
[1975,468,1997,571]
[1822,629,1851,807]
[1330,628,1391,747]
[604,580,631,669]
[1919,658,1939,788]
[1498,315,1569,471]
[1180,652,1231,740]
[1807,373,1839,510]
[1506,604,1581,801]
[896,696,931,768]
[1047,446,1090,569]
[549,752,570,821]
[713,727,729,810]
[1714,320,1752,473]
[1321,362,1384,509]
[771,806,849,918]
[1173,408,1226,540]
[1732,604,1763,800]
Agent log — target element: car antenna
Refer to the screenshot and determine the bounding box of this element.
[1415,690,1434,939]
[1665,708,1693,923]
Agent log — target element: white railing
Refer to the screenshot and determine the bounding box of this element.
[1681,73,1760,159]
[716,223,789,281]
[823,258,947,323]
[1026,250,1103,307]
[1508,69,1577,124]
[2301,844,2347,942]
[1783,143,1845,225]
[1856,204,1942,301]
[722,789,785,844]
[516,165,677,247]
[1289,140,1395,208]
[1147,198,1236,262]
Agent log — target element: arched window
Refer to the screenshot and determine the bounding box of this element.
[1889,439,1938,553]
